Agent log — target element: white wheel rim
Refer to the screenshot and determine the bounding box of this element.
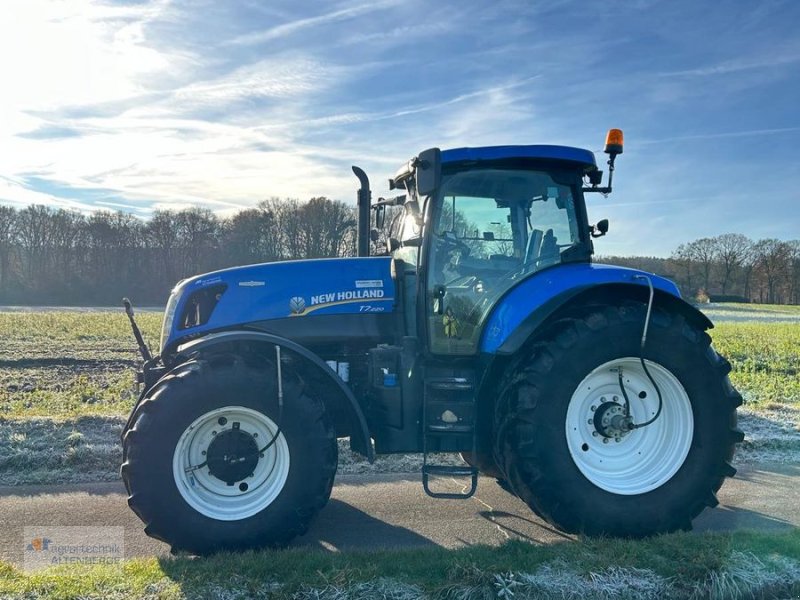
[565,357,694,495]
[172,406,290,521]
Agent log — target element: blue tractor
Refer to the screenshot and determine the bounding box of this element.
[122,130,742,554]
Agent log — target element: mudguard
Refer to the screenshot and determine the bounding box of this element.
[480,263,711,355]
[174,330,375,462]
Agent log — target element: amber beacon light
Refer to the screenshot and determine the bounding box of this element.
[604,128,624,155]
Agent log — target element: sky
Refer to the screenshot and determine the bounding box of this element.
[1,0,798,256]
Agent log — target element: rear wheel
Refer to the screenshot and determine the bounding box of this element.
[122,353,337,554]
[494,302,743,537]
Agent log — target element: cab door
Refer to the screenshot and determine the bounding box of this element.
[423,168,582,355]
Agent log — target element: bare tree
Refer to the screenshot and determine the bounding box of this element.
[0,206,16,295]
[685,237,718,293]
[146,210,181,286]
[788,240,800,305]
[175,207,219,276]
[221,208,280,266]
[16,205,57,285]
[752,239,791,304]
[299,197,357,258]
[670,243,697,296]
[714,233,752,295]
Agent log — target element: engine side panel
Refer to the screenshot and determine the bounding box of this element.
[165,257,395,349]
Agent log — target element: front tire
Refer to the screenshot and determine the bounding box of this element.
[122,353,337,554]
[494,302,743,537]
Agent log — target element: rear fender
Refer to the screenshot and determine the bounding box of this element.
[473,276,712,466]
[480,263,707,355]
[172,330,375,462]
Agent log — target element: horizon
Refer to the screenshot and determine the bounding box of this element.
[1,0,798,257]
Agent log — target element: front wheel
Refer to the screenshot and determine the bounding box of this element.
[122,353,337,554]
[494,302,743,537]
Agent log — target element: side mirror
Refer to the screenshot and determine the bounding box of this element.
[374,204,386,229]
[416,147,441,197]
[590,218,609,238]
[587,169,603,186]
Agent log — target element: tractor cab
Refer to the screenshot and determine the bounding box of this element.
[363,140,618,357]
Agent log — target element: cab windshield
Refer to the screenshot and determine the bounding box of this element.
[427,167,585,354]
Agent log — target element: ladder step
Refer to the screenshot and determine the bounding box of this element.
[423,465,476,477]
[427,381,474,391]
[422,464,479,499]
[427,424,474,434]
[422,374,479,499]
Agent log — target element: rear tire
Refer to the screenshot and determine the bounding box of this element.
[494,302,743,537]
[122,353,337,554]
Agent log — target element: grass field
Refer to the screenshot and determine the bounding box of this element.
[1,530,798,599]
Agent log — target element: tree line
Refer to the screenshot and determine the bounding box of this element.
[0,200,796,306]
[0,198,357,305]
[598,233,800,305]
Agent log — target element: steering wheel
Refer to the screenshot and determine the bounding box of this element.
[438,232,471,257]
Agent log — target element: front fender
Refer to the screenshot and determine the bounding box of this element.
[174,330,375,462]
[480,263,703,355]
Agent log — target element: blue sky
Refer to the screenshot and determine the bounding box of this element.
[1,0,798,256]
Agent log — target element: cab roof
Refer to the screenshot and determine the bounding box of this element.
[441,145,596,169]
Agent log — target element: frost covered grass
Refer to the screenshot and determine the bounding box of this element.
[0,306,798,484]
[0,531,798,599]
[0,416,124,485]
[710,320,800,406]
[0,418,458,485]
[0,311,160,419]
[702,302,800,323]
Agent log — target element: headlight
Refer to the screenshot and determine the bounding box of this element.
[160,289,180,352]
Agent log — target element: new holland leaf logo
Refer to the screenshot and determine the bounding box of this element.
[289,297,306,314]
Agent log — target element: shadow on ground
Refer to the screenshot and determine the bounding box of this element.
[295,498,438,550]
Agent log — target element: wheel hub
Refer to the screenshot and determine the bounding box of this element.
[592,401,632,439]
[566,357,694,495]
[206,428,260,485]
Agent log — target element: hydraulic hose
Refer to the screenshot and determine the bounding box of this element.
[619,275,664,430]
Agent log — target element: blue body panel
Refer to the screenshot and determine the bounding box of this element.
[165,257,395,348]
[442,145,597,169]
[479,263,681,354]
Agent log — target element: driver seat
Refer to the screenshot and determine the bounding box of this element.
[524,228,559,270]
[524,228,544,265]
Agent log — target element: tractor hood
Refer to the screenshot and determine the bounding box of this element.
[161,257,395,351]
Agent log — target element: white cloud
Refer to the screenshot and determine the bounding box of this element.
[228,0,403,46]
[660,53,800,77]
[0,176,97,212]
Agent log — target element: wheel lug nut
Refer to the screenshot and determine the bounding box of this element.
[613,396,618,402]
[591,406,597,411]
[211,431,217,436]
[592,432,598,437]
[602,438,609,444]
[601,397,606,402]
[253,432,258,437]
[588,419,593,424]
[202,450,206,455]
